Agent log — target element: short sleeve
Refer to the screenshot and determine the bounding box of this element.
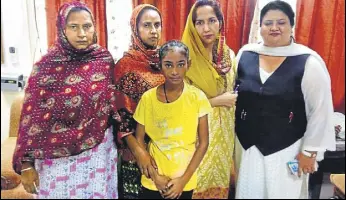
[197,90,213,118]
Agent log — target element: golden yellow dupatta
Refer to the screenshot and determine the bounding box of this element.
[181,3,232,98]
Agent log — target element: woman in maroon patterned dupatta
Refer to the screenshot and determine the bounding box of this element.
[113,4,165,199]
[13,2,119,198]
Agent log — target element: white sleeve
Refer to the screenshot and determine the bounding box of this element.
[235,50,243,70]
[302,56,336,155]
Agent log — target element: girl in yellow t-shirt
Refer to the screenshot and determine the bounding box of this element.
[128,40,212,199]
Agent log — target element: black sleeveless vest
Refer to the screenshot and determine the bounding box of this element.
[235,51,309,156]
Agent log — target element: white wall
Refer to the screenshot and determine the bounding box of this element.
[2,0,32,75]
[26,0,48,64]
[106,0,132,63]
[1,0,47,144]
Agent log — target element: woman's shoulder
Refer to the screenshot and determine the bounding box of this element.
[114,54,130,68]
[114,54,147,76]
[97,45,111,53]
[113,54,139,80]
[90,44,113,59]
[304,55,329,77]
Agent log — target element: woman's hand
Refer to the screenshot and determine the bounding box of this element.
[21,162,39,194]
[296,152,316,177]
[210,92,238,108]
[136,150,157,179]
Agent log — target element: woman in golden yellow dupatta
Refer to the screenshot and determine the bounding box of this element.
[181,0,238,199]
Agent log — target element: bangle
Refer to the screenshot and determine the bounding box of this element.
[21,167,33,172]
[302,150,317,158]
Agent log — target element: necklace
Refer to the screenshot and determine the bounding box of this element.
[163,84,170,103]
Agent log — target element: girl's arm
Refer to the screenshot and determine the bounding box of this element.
[164,115,209,199]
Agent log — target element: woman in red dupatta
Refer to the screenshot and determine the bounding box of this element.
[113,4,165,199]
[12,2,119,198]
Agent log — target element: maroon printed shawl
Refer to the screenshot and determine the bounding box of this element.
[13,2,117,174]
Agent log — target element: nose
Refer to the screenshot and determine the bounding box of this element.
[203,23,210,32]
[77,28,86,37]
[150,25,157,34]
[271,23,279,31]
[171,67,178,75]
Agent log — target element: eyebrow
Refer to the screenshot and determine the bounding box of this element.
[264,19,286,22]
[196,17,217,21]
[143,21,161,24]
[163,60,186,63]
[67,22,93,25]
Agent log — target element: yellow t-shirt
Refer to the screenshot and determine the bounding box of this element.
[133,83,212,191]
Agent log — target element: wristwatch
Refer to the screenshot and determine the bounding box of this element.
[302,150,317,158]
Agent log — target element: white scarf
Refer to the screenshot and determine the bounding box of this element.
[236,42,336,160]
[236,42,331,84]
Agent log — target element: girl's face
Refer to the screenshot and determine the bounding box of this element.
[161,48,190,86]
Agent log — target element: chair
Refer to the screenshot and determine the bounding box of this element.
[1,93,34,199]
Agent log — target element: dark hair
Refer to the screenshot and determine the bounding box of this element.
[136,7,162,32]
[260,0,295,27]
[192,0,224,29]
[159,40,189,69]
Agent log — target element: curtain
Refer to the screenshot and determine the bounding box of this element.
[296,0,345,113]
[132,0,257,54]
[45,0,107,48]
[220,0,257,53]
[248,0,260,44]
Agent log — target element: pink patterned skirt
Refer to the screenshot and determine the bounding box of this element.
[35,128,118,199]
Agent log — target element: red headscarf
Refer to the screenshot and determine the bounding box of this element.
[113,4,165,161]
[13,2,117,174]
[119,4,162,73]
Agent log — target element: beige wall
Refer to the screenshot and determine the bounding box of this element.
[1,91,23,144]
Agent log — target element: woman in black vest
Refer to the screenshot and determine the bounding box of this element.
[234,1,335,199]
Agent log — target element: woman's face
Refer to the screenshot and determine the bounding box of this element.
[260,10,292,47]
[137,9,162,49]
[64,10,95,49]
[194,5,220,47]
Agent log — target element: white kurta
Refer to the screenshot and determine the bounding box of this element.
[235,55,335,199]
